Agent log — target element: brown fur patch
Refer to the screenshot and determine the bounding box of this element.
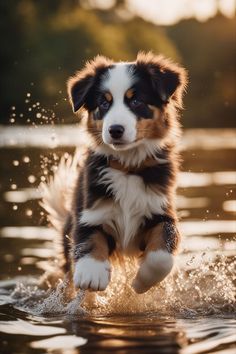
[109,154,159,173]
[136,107,168,141]
[86,112,103,146]
[89,231,110,261]
[125,88,134,99]
[143,221,180,255]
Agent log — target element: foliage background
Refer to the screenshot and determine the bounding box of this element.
[0,0,235,127]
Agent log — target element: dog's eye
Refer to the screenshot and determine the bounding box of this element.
[130,98,142,108]
[100,100,110,110]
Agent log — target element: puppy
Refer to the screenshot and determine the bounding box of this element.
[46,52,187,294]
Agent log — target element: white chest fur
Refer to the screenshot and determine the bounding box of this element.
[80,168,168,250]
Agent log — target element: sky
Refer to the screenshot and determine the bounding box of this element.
[128,0,236,25]
[90,0,236,25]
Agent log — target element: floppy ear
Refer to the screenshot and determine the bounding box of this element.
[136,52,187,107]
[67,55,113,113]
[155,68,183,103]
[67,74,94,113]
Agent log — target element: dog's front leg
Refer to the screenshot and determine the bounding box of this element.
[73,227,111,291]
[132,220,180,294]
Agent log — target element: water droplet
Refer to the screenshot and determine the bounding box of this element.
[11,106,16,110]
[26,209,33,217]
[11,184,17,190]
[28,175,36,183]
[36,113,42,119]
[23,156,30,163]
[26,93,31,97]
[13,160,19,166]
[13,205,18,210]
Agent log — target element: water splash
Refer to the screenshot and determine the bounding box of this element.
[4,251,235,318]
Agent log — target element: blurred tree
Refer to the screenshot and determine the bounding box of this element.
[167,13,236,128]
[0,0,178,124]
[0,1,235,127]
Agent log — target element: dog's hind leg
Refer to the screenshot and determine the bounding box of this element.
[132,220,180,294]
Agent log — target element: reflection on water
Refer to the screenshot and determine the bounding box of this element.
[30,335,87,350]
[0,127,235,353]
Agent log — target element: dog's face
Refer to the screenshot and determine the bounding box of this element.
[67,52,187,151]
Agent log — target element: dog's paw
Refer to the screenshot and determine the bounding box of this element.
[73,257,111,291]
[132,250,174,294]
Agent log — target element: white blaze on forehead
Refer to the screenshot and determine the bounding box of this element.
[101,63,135,96]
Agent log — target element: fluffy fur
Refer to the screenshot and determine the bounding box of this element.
[42,52,187,293]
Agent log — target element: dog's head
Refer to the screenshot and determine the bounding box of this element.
[67,52,187,151]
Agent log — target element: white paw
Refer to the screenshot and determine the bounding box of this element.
[73,257,111,291]
[132,250,174,294]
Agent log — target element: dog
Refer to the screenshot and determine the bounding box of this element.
[42,52,187,294]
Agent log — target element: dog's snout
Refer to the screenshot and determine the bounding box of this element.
[108,124,125,139]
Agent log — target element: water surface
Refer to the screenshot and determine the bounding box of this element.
[0,126,235,353]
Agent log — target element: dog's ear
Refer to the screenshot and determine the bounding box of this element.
[67,55,113,113]
[136,52,187,107]
[67,74,95,113]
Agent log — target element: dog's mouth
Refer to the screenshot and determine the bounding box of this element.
[110,139,142,151]
[111,142,128,150]
[112,141,125,147]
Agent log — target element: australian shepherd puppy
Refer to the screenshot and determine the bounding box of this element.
[43,52,187,294]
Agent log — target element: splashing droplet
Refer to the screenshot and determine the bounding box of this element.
[26,209,33,217]
[28,175,36,183]
[23,156,30,163]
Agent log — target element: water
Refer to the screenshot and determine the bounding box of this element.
[0,126,235,353]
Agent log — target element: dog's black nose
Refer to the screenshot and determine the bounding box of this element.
[108,125,125,139]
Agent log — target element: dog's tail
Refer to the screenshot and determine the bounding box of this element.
[39,151,81,264]
[40,154,77,231]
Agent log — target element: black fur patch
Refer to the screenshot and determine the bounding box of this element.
[123,76,154,118]
[72,151,116,261]
[134,161,175,186]
[73,224,95,260]
[86,152,113,208]
[130,64,164,108]
[134,61,181,104]
[142,214,174,231]
[73,224,115,261]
